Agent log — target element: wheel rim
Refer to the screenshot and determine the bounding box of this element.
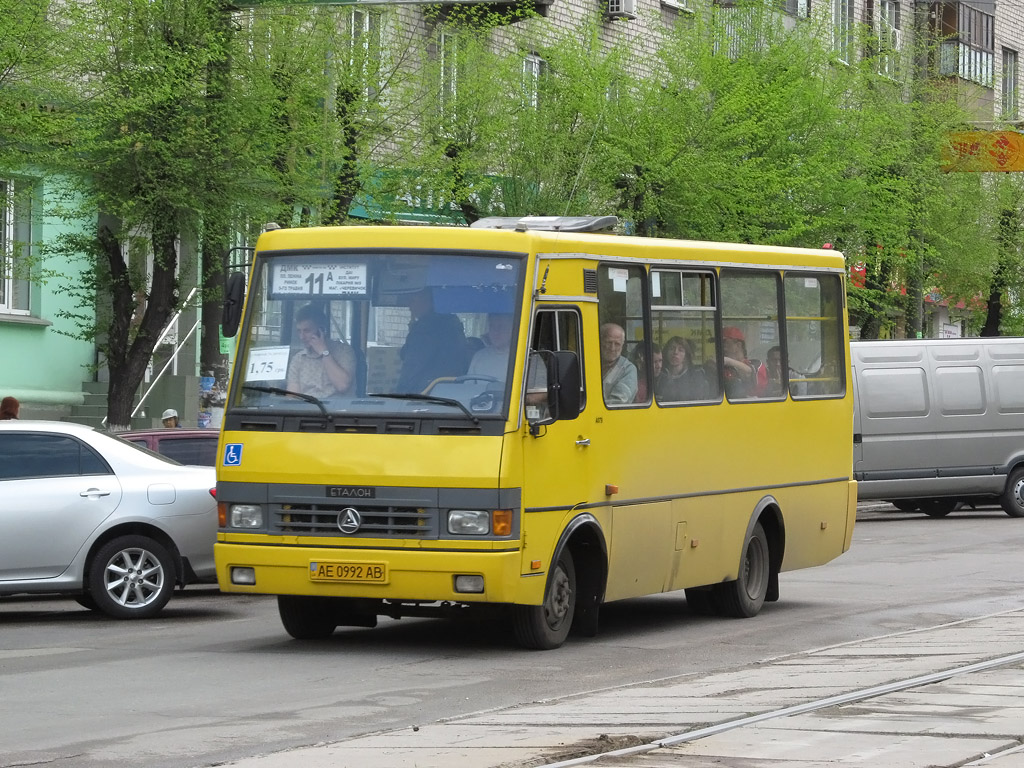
[543,563,572,630]
[103,547,166,608]
[1014,478,1024,510]
[741,535,768,600]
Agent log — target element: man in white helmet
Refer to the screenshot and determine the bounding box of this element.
[161,408,181,428]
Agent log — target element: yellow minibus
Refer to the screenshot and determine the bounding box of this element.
[215,216,856,649]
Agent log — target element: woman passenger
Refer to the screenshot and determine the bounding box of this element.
[656,337,709,402]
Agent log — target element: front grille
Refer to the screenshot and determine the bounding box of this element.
[273,503,438,538]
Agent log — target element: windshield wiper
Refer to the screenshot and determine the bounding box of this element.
[242,385,329,420]
[367,392,479,425]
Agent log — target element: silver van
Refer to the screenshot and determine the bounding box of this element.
[852,337,1024,517]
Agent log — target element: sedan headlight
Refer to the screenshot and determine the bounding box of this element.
[230,504,264,528]
[448,509,489,535]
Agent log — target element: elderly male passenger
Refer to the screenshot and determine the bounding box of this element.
[599,322,638,404]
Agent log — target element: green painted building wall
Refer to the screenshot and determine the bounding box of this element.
[0,175,96,420]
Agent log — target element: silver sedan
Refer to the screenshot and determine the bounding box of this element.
[0,420,217,618]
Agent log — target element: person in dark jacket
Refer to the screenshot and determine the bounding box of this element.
[395,288,470,393]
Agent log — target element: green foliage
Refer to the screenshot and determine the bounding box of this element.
[4,0,1020,414]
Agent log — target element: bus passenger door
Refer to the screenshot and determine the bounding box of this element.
[520,307,603,575]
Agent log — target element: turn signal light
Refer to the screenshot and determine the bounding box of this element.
[492,509,513,536]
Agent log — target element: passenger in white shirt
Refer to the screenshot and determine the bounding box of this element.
[469,313,514,383]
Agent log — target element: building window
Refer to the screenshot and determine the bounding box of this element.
[833,0,854,64]
[523,54,545,109]
[874,0,902,78]
[0,179,31,316]
[938,3,994,88]
[1003,48,1019,120]
[440,32,459,123]
[781,0,809,18]
[350,9,383,100]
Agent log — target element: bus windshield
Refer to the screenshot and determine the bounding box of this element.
[230,249,525,422]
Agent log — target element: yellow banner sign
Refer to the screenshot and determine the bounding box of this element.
[942,131,1024,172]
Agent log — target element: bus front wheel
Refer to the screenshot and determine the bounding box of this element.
[513,550,576,650]
[714,523,769,618]
[278,595,339,640]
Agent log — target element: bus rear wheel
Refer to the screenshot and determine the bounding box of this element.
[513,550,576,650]
[278,595,339,640]
[714,523,769,618]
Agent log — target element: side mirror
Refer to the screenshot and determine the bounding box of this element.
[221,272,246,338]
[548,350,582,421]
[526,350,582,428]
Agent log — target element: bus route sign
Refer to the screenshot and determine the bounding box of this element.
[271,262,368,297]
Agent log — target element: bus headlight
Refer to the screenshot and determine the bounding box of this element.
[448,509,489,535]
[230,504,263,528]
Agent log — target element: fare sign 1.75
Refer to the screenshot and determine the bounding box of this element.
[272,262,368,296]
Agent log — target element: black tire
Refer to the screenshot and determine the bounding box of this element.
[919,499,958,518]
[87,535,176,619]
[278,595,339,640]
[1000,468,1024,518]
[684,587,718,616]
[513,549,576,650]
[891,500,919,512]
[714,523,770,619]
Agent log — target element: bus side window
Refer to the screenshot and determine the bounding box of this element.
[785,273,845,398]
[596,264,647,407]
[719,270,782,401]
[650,269,717,404]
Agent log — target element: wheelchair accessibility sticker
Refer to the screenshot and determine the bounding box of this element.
[223,443,243,466]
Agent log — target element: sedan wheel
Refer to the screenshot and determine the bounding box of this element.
[88,535,176,619]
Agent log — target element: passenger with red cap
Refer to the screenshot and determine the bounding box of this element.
[721,326,760,399]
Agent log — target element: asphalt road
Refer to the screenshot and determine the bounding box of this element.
[1,503,1021,767]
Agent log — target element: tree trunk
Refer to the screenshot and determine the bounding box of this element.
[200,238,230,386]
[102,220,179,430]
[980,208,1015,337]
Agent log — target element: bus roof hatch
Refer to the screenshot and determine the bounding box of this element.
[470,215,618,233]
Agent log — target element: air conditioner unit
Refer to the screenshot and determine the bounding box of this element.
[605,0,637,20]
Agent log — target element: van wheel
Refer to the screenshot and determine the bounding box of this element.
[278,596,338,639]
[919,499,957,518]
[1000,468,1024,518]
[513,550,576,650]
[891,500,919,512]
[714,523,769,618]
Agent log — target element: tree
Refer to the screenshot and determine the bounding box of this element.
[40,0,283,430]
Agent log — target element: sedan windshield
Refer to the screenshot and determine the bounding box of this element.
[229,249,524,422]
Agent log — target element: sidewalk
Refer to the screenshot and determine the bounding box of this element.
[222,608,1024,768]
